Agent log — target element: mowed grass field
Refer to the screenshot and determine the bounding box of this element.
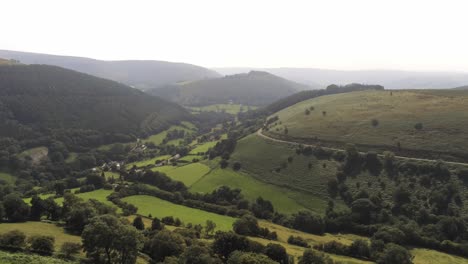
[153,163,211,186]
[268,89,468,157]
[189,104,257,115]
[0,222,81,250]
[122,195,236,231]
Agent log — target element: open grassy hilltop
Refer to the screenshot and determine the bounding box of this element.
[266,89,468,161]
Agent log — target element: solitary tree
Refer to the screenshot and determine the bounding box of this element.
[132,216,145,230]
[205,220,217,237]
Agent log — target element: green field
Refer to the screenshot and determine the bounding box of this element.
[411,248,468,264]
[144,124,196,145]
[0,171,15,184]
[190,141,218,154]
[153,163,211,186]
[24,189,115,208]
[0,251,75,264]
[268,89,468,158]
[228,133,344,214]
[125,155,171,169]
[189,104,257,115]
[0,222,81,250]
[190,167,322,214]
[122,195,236,231]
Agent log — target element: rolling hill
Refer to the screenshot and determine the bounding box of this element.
[0,50,221,90]
[149,71,308,106]
[264,89,468,161]
[215,67,468,90]
[0,63,191,150]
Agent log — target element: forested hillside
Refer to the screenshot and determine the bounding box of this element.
[149,71,307,106]
[0,64,191,150]
[0,50,221,90]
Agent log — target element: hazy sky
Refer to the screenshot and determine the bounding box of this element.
[2,0,468,71]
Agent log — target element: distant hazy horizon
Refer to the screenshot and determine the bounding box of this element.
[2,0,468,72]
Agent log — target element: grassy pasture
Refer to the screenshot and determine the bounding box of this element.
[0,222,80,250]
[269,90,468,158]
[231,133,339,197]
[144,124,196,146]
[189,141,218,154]
[189,104,257,115]
[251,221,371,263]
[24,189,114,208]
[411,248,468,264]
[257,221,468,264]
[125,155,171,169]
[122,195,236,231]
[190,167,323,214]
[156,163,211,186]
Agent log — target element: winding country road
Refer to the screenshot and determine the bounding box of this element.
[256,129,468,167]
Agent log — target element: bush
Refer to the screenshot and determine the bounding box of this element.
[28,235,55,255]
[414,123,423,130]
[299,249,333,264]
[162,216,175,225]
[0,230,26,250]
[233,162,242,171]
[376,243,412,264]
[59,242,81,260]
[371,119,379,127]
[264,243,289,264]
[133,216,145,230]
[220,159,229,169]
[287,235,309,248]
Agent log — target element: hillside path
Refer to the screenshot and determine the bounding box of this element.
[256,129,468,167]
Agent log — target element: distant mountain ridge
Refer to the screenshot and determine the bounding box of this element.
[149,71,308,106]
[0,50,221,90]
[0,63,191,150]
[214,67,468,89]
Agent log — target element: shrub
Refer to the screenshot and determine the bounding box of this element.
[162,216,175,225]
[305,109,311,115]
[0,230,26,250]
[376,243,412,264]
[233,162,242,171]
[59,242,82,260]
[220,159,229,169]
[414,123,423,130]
[133,216,145,230]
[299,249,333,264]
[287,235,309,248]
[264,243,289,264]
[371,119,379,127]
[28,235,55,255]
